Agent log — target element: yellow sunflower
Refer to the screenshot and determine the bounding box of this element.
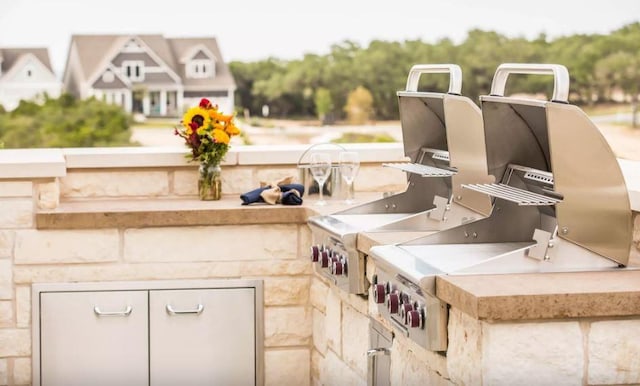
[182,106,211,134]
[196,124,209,136]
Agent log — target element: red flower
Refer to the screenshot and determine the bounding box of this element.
[199,98,212,108]
[189,121,200,130]
[188,131,201,149]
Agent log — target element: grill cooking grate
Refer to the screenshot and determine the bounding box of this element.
[462,183,562,206]
[383,163,456,177]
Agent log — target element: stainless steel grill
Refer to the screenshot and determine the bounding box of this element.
[382,161,456,177]
[369,63,634,352]
[307,64,494,295]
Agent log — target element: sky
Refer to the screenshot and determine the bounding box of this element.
[1,0,639,78]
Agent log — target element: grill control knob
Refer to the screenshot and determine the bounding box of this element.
[310,245,320,262]
[407,309,422,328]
[373,284,386,304]
[386,292,400,314]
[400,303,414,324]
[320,251,330,268]
[332,261,344,275]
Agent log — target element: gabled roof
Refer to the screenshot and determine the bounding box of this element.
[0,47,54,74]
[66,34,235,89]
[66,34,130,84]
[168,37,236,89]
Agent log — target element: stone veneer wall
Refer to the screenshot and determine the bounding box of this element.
[309,266,453,386]
[0,144,407,386]
[309,245,640,386]
[0,145,639,386]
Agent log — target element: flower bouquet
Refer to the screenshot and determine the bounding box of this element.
[175,98,241,200]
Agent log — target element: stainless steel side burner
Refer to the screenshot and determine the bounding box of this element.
[308,64,493,295]
[369,63,635,352]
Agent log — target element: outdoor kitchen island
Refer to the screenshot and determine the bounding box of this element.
[29,196,640,386]
[0,146,638,385]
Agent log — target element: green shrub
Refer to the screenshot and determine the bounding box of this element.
[331,132,396,143]
[0,94,133,148]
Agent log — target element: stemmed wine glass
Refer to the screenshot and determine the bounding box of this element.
[309,152,332,206]
[339,151,360,205]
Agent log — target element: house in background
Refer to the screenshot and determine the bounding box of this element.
[0,48,62,111]
[62,34,236,118]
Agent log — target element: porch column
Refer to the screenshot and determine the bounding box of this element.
[177,89,184,115]
[160,90,167,116]
[124,91,132,113]
[143,94,150,116]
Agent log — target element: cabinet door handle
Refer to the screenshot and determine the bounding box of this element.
[93,305,132,317]
[166,303,204,315]
[366,347,390,357]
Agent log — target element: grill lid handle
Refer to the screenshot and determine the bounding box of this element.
[490,63,570,103]
[405,64,462,95]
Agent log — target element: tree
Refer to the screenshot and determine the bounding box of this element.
[314,87,333,124]
[227,22,640,119]
[344,86,374,125]
[230,59,287,117]
[595,51,640,127]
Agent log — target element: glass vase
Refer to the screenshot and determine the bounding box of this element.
[198,162,222,201]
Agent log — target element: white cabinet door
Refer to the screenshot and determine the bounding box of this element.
[39,290,149,386]
[149,288,256,386]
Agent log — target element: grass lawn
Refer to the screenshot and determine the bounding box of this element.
[580,103,632,116]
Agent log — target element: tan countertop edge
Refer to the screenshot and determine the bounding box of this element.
[34,192,381,229]
[436,271,640,321]
[36,196,315,229]
[360,231,640,322]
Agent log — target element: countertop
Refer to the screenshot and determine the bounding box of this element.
[37,194,640,322]
[436,269,640,321]
[36,195,314,229]
[36,192,388,229]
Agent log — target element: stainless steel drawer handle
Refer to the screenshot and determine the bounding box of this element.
[366,347,390,357]
[166,303,204,315]
[93,305,132,317]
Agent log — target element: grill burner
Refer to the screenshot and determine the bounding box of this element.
[369,63,634,351]
[307,65,493,294]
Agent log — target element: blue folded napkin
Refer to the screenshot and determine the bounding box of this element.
[281,189,303,205]
[240,186,269,205]
[280,183,305,196]
[240,182,304,205]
